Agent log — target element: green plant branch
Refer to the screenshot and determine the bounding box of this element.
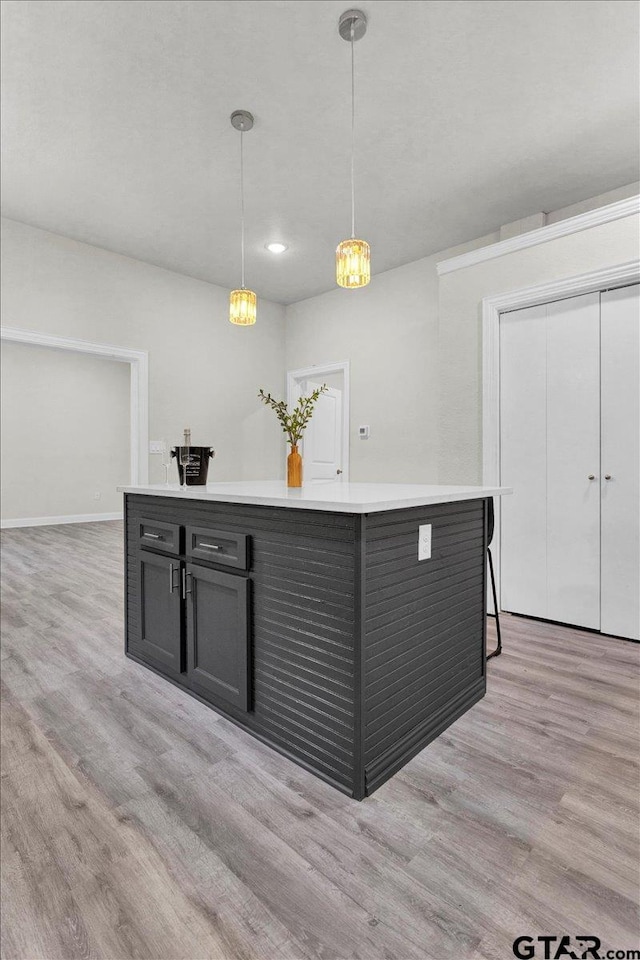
[258,384,329,447]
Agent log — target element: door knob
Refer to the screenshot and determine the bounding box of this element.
[588,474,595,480]
[336,469,343,475]
[605,474,612,480]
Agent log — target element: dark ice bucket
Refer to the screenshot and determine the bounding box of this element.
[171,446,215,486]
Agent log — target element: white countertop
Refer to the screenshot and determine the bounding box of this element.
[118,480,511,514]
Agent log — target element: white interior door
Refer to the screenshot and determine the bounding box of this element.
[600,285,640,640]
[500,303,548,618]
[545,293,601,628]
[500,293,601,629]
[302,381,344,481]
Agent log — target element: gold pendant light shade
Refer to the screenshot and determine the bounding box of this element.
[229,288,257,326]
[336,238,370,288]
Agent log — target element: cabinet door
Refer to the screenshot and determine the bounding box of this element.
[600,285,640,640]
[138,552,183,676]
[186,564,250,711]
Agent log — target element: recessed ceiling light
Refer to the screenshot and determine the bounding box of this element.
[265,242,288,254]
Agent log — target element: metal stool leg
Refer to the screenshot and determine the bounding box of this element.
[486,547,502,660]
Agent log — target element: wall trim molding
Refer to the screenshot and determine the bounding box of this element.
[286,360,350,482]
[437,196,640,276]
[482,259,640,610]
[0,326,149,485]
[1,512,123,529]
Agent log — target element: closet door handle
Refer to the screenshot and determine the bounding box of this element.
[588,474,595,480]
[604,474,612,480]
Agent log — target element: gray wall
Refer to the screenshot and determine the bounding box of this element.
[1,341,130,520]
[286,184,639,484]
[285,236,498,484]
[1,218,288,515]
[2,182,638,523]
[437,211,640,483]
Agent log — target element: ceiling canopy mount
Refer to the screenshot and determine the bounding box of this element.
[230,110,254,133]
[338,9,367,42]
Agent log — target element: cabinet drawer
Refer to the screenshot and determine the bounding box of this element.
[138,518,181,556]
[186,526,249,570]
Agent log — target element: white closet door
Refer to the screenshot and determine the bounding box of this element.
[500,293,600,629]
[545,294,601,628]
[500,304,548,617]
[600,285,640,640]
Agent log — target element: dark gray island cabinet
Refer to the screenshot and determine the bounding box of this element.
[121,481,509,799]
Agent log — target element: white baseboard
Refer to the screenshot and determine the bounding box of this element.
[1,512,123,529]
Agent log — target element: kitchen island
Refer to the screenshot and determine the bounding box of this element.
[120,481,510,798]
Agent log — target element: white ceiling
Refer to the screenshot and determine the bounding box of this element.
[2,0,638,304]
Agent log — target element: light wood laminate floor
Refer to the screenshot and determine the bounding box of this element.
[1,521,638,960]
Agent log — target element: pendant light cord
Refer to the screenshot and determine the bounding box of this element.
[350,22,356,239]
[240,125,246,289]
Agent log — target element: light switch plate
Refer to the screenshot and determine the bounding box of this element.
[418,524,432,561]
[149,440,165,454]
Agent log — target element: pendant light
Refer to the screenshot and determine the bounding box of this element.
[229,110,257,325]
[336,9,370,289]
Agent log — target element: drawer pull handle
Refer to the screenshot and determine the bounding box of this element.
[200,542,222,551]
[144,532,163,540]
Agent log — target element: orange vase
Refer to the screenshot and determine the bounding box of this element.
[287,444,303,488]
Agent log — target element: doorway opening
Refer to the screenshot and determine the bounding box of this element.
[0,327,148,527]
